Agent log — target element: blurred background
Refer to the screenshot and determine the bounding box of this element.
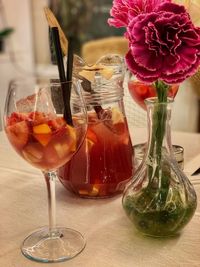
[0,0,200,132]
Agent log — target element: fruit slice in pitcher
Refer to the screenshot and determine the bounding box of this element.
[65,125,77,152]
[111,107,125,134]
[86,128,98,151]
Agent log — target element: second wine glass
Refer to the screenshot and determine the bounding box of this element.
[127,71,179,110]
[4,76,87,263]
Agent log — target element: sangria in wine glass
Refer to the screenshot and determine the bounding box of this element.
[4,76,87,263]
[127,71,179,109]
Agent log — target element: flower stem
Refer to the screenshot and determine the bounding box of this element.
[155,80,169,164]
[147,80,170,203]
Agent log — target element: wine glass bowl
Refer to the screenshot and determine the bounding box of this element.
[4,76,87,262]
[6,111,80,170]
[127,73,179,110]
[5,81,86,171]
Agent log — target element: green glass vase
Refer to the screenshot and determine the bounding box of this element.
[122,97,197,237]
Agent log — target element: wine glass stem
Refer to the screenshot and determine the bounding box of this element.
[44,170,57,237]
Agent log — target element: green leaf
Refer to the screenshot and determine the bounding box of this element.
[0,28,14,39]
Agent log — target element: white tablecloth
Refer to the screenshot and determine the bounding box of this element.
[1,128,200,267]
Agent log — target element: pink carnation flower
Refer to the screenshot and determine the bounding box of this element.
[125,2,200,83]
[108,0,171,28]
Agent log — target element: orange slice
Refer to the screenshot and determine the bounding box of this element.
[33,124,52,146]
[33,133,52,146]
[86,138,95,151]
[89,186,99,197]
[33,123,52,134]
[66,125,77,152]
[78,189,89,196]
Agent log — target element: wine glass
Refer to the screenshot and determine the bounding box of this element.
[127,71,179,110]
[3,76,87,263]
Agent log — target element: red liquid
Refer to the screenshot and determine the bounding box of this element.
[58,109,133,198]
[5,112,78,171]
[128,80,179,109]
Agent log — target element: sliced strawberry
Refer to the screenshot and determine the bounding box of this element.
[48,117,66,130]
[113,122,126,135]
[129,81,148,96]
[28,111,48,126]
[6,121,29,149]
[52,126,67,139]
[7,112,28,126]
[128,81,155,109]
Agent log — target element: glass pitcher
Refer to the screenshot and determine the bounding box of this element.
[58,54,134,198]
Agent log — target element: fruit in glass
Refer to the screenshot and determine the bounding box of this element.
[128,79,179,110]
[5,111,80,171]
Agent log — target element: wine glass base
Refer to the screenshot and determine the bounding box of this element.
[21,227,86,263]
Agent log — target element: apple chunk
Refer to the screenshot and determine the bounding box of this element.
[22,143,43,163]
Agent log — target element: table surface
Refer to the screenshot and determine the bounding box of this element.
[1,128,200,267]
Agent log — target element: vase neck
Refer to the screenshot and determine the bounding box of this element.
[146,98,173,156]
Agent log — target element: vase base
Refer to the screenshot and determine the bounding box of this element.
[139,231,181,239]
